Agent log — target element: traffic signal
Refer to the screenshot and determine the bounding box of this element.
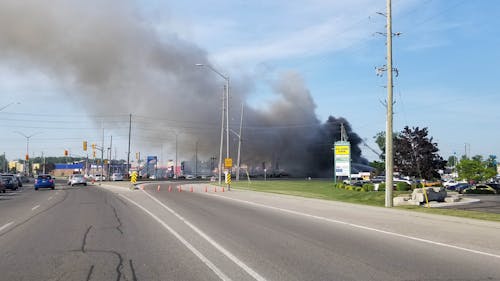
[93,151,96,158]
[92,143,96,150]
[25,154,29,161]
[136,152,139,160]
[64,150,69,156]
[83,141,87,151]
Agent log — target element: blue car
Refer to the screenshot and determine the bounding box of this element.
[34,175,55,190]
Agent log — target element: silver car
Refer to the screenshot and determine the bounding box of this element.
[67,174,87,186]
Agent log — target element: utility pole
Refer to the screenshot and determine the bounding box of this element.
[236,103,244,181]
[218,86,225,185]
[42,152,45,174]
[108,135,112,178]
[100,124,104,185]
[127,113,132,177]
[195,141,198,177]
[175,134,178,178]
[385,0,394,207]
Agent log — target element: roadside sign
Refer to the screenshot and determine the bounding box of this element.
[334,141,351,177]
[224,158,233,168]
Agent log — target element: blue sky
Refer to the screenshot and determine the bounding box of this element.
[1,0,499,163]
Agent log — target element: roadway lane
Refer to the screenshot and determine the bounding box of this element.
[0,184,226,281]
[123,182,500,281]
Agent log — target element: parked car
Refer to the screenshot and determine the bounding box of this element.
[34,174,55,190]
[0,180,5,193]
[185,175,196,180]
[111,173,124,181]
[1,174,19,190]
[93,174,106,181]
[446,183,470,194]
[464,184,498,194]
[67,174,87,186]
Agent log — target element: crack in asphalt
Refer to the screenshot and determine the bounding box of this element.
[86,265,95,281]
[129,259,138,281]
[90,249,124,281]
[81,226,93,253]
[111,204,124,235]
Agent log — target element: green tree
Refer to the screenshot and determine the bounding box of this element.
[394,126,445,180]
[456,155,497,182]
[369,161,385,175]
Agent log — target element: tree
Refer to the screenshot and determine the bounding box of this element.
[369,161,385,176]
[456,155,496,182]
[393,126,445,180]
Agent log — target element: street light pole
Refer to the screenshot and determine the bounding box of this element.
[196,63,230,186]
[15,131,41,176]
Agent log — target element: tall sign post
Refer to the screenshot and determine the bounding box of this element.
[334,141,351,184]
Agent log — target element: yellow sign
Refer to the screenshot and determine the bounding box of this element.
[225,173,231,184]
[130,171,138,184]
[335,145,350,155]
[224,158,233,168]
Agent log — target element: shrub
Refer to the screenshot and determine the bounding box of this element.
[346,185,354,191]
[396,182,411,191]
[465,188,496,194]
[378,183,386,191]
[359,188,366,192]
[362,183,375,192]
[335,183,345,189]
[355,186,363,192]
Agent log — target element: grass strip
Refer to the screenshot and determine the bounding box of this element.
[225,180,500,222]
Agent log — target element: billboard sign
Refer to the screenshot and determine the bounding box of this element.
[334,141,351,177]
[147,156,157,165]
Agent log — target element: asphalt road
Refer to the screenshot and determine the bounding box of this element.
[1,181,500,281]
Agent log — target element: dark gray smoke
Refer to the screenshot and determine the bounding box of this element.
[0,0,366,176]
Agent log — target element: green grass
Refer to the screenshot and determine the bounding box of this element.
[228,180,393,207]
[225,180,500,222]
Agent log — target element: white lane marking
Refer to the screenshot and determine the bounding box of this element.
[208,193,500,260]
[48,196,53,201]
[119,194,231,281]
[32,205,40,211]
[0,221,14,232]
[142,190,267,281]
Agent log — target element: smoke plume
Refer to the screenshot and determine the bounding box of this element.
[0,0,367,176]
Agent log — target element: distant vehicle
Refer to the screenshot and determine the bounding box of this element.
[111,173,124,181]
[149,175,157,180]
[185,175,195,180]
[67,174,87,186]
[0,179,5,193]
[1,174,19,190]
[94,174,106,181]
[34,174,55,190]
[15,175,23,187]
[446,183,470,194]
[465,184,498,194]
[443,180,459,187]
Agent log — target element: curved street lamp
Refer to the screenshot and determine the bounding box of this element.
[196,63,230,186]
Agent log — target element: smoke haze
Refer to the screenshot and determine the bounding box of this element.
[0,0,366,176]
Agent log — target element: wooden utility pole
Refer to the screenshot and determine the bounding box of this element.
[385,0,394,207]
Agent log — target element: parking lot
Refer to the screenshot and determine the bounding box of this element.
[443,194,500,214]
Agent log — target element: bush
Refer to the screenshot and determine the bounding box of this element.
[355,186,363,192]
[396,182,411,191]
[334,183,345,189]
[362,183,375,192]
[377,183,386,191]
[465,188,496,194]
[346,185,354,191]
